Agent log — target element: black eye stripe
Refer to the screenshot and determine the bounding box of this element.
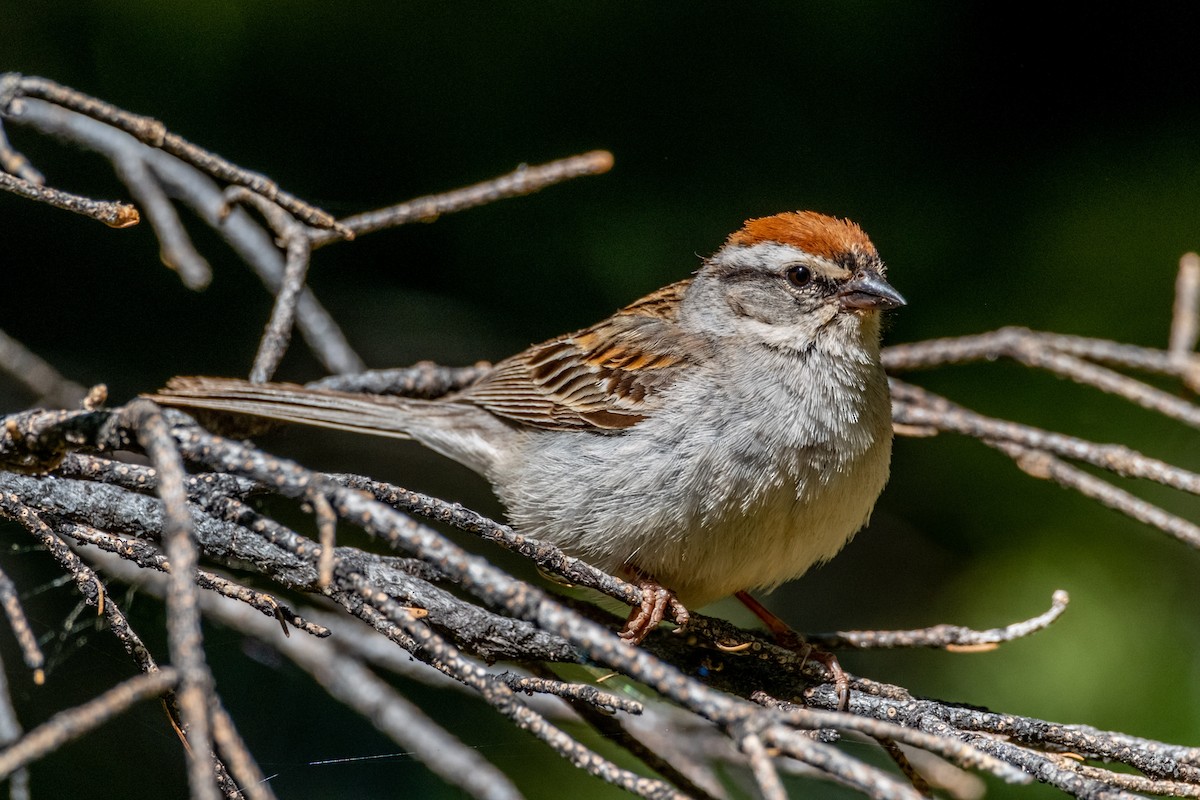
[714,264,838,294]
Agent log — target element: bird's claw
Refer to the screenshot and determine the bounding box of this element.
[620,579,689,643]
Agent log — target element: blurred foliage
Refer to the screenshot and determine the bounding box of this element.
[2,4,1199,799]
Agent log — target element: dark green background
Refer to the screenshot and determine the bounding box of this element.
[3,4,1200,799]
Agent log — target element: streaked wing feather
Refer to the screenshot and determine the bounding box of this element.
[458,280,705,431]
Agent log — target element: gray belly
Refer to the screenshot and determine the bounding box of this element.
[497,397,892,607]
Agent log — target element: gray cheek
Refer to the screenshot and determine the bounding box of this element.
[725,283,807,325]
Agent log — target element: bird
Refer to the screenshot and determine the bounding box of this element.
[151,211,905,659]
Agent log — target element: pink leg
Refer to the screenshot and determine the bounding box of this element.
[735,591,849,707]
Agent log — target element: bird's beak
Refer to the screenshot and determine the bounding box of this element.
[838,269,906,311]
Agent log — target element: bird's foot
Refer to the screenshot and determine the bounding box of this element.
[619,577,690,643]
[734,590,849,708]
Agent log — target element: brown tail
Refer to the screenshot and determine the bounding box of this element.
[148,376,420,440]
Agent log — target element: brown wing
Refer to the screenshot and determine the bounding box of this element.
[457,279,708,431]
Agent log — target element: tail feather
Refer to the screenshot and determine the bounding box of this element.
[149,376,419,440]
[149,376,515,478]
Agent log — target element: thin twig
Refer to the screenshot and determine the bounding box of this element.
[0,73,347,234]
[955,731,1143,800]
[125,400,220,800]
[0,668,179,779]
[1064,758,1200,798]
[497,671,643,715]
[208,699,277,800]
[0,565,44,684]
[890,379,1200,497]
[286,622,524,800]
[0,120,43,182]
[882,327,1200,383]
[113,148,212,289]
[1170,252,1200,357]
[51,453,261,505]
[566,698,725,800]
[991,441,1200,549]
[332,473,643,609]
[809,591,1069,651]
[751,693,1029,784]
[221,188,313,382]
[310,150,614,246]
[0,170,138,228]
[883,326,1200,428]
[0,498,159,673]
[0,328,87,409]
[812,688,1200,784]
[148,146,367,374]
[337,568,686,800]
[739,729,787,800]
[57,520,327,637]
[87,546,527,800]
[0,648,30,800]
[875,738,934,799]
[3,94,365,374]
[307,488,337,590]
[761,723,921,800]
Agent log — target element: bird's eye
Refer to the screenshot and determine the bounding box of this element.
[785,265,812,288]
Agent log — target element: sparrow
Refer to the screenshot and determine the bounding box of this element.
[152,211,905,648]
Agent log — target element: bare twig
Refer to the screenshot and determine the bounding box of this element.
[1064,758,1200,798]
[890,379,1200,498]
[809,590,1069,651]
[221,188,313,382]
[992,441,1200,548]
[0,668,179,779]
[0,498,159,673]
[148,146,365,374]
[751,693,1028,784]
[56,520,327,637]
[310,150,615,246]
[0,73,346,233]
[333,473,644,610]
[0,328,87,409]
[307,488,337,590]
[284,623,524,800]
[739,729,787,800]
[0,649,30,800]
[497,671,644,715]
[124,400,219,800]
[0,170,137,228]
[3,93,365,374]
[883,327,1200,384]
[113,148,212,289]
[337,569,686,800]
[760,723,921,800]
[564,697,726,800]
[1171,252,1200,357]
[209,700,276,800]
[884,326,1200,428]
[0,120,43,182]
[0,565,44,684]
[875,738,934,799]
